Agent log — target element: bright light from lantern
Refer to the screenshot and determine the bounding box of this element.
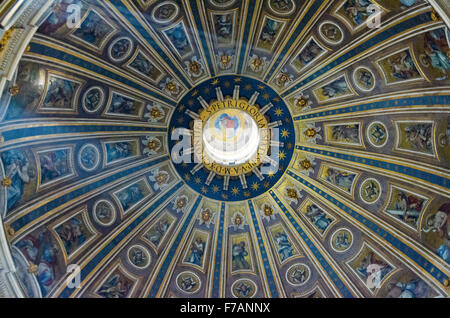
[202,109,260,166]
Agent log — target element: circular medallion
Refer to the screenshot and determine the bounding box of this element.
[353,67,376,92]
[268,0,295,16]
[286,263,310,286]
[176,271,201,294]
[319,21,344,45]
[127,244,151,269]
[330,228,353,252]
[151,1,179,24]
[359,178,382,204]
[367,121,388,148]
[108,37,133,62]
[168,75,295,201]
[231,279,257,298]
[209,0,236,8]
[82,86,105,113]
[93,199,116,227]
[78,144,100,172]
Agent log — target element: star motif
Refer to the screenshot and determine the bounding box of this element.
[211,79,219,85]
[178,104,185,112]
[264,181,270,188]
[281,129,290,138]
[188,99,194,106]
[177,117,184,124]
[191,90,199,97]
[195,177,201,184]
[274,108,283,116]
[258,85,265,90]
[231,187,239,195]
[202,186,208,193]
[204,87,210,94]
[263,93,270,100]
[251,182,259,190]
[222,193,228,200]
[287,142,292,149]
[273,97,280,102]
[279,150,286,160]
[234,77,242,82]
[244,84,252,91]
[184,174,191,181]
[268,170,275,178]
[213,185,219,193]
[224,81,231,87]
[244,191,251,197]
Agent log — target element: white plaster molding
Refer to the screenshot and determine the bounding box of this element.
[428,0,450,28]
[0,0,58,298]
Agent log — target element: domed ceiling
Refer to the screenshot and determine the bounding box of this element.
[0,0,449,298]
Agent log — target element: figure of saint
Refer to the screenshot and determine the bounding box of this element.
[186,237,205,266]
[232,241,250,270]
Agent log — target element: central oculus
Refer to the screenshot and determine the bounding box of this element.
[202,108,260,166]
[193,98,270,176]
[168,75,296,201]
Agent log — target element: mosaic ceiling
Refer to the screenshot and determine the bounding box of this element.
[0,0,449,298]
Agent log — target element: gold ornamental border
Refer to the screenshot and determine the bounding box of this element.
[193,98,270,176]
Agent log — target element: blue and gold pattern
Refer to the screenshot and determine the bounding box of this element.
[0,0,448,299]
[168,75,295,201]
